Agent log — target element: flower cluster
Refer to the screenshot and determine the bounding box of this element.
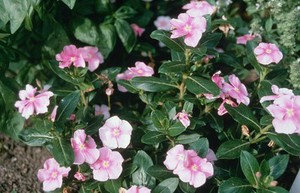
[164,144,214,188]
[56,45,104,71]
[261,85,300,134]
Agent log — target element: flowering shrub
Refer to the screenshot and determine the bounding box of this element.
[1,0,300,193]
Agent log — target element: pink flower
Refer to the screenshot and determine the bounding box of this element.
[71,129,100,165]
[175,155,214,188]
[79,46,104,72]
[90,147,124,181]
[50,105,58,122]
[131,24,145,37]
[99,116,133,149]
[55,45,85,69]
[217,99,237,116]
[37,158,71,192]
[236,34,257,45]
[206,149,217,164]
[174,111,191,128]
[15,84,54,119]
[222,74,250,105]
[94,104,110,120]
[183,1,215,17]
[266,95,300,134]
[170,13,206,47]
[154,16,171,30]
[74,172,86,181]
[126,185,151,193]
[128,61,155,77]
[254,43,283,65]
[260,85,294,103]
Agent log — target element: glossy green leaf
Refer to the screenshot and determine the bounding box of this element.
[147,165,174,181]
[158,61,186,74]
[261,187,289,193]
[61,0,76,9]
[55,90,80,127]
[246,41,262,74]
[117,79,139,93]
[73,17,98,45]
[219,177,253,193]
[240,151,259,186]
[176,134,201,144]
[268,154,289,179]
[85,117,104,135]
[19,127,53,146]
[189,138,209,157]
[141,131,167,144]
[225,104,261,131]
[152,178,179,193]
[168,122,186,137]
[216,140,250,159]
[114,19,136,53]
[122,163,138,177]
[206,112,224,133]
[200,33,222,48]
[260,115,273,126]
[179,181,196,193]
[131,77,178,92]
[98,23,116,58]
[152,110,169,131]
[104,179,122,193]
[48,136,74,166]
[267,133,300,156]
[150,30,184,52]
[0,79,16,110]
[186,76,220,96]
[4,111,25,140]
[183,101,194,113]
[114,6,136,19]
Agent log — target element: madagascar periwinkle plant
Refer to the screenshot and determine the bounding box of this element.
[1,0,300,192]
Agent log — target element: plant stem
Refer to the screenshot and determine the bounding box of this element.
[251,124,273,144]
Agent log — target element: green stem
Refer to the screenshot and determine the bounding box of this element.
[251,124,273,144]
[80,90,88,108]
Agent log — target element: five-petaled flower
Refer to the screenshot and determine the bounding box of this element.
[71,129,100,165]
[254,42,283,65]
[99,116,133,149]
[56,45,85,69]
[183,0,215,17]
[174,111,191,128]
[154,16,172,30]
[94,104,110,120]
[37,158,71,192]
[79,46,104,72]
[90,147,124,181]
[15,84,54,119]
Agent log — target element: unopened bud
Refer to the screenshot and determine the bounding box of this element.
[256,172,262,179]
[268,140,275,147]
[269,180,278,187]
[106,88,114,96]
[241,125,250,137]
[119,187,127,193]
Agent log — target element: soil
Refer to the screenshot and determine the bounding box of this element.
[0,133,50,193]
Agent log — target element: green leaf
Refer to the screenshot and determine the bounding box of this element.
[131,77,178,92]
[132,150,156,188]
[216,140,250,159]
[158,61,186,74]
[240,151,259,186]
[186,76,220,96]
[260,115,273,126]
[179,181,196,193]
[152,178,179,193]
[73,17,99,45]
[225,104,261,131]
[171,50,185,62]
[206,112,224,133]
[183,101,194,113]
[85,117,104,135]
[104,179,122,193]
[190,46,207,57]
[4,111,25,140]
[168,122,186,137]
[141,131,167,144]
[152,110,169,131]
[0,79,16,110]
[246,41,262,74]
[19,127,53,146]
[261,187,289,193]
[48,136,74,166]
[114,6,136,19]
[176,134,201,144]
[189,138,209,157]
[98,23,116,58]
[219,177,253,193]
[147,165,174,181]
[55,90,80,127]
[61,0,76,9]
[117,79,139,93]
[268,154,289,179]
[114,19,136,53]
[265,18,273,33]
[200,33,223,48]
[150,30,184,52]
[122,163,138,177]
[267,133,300,156]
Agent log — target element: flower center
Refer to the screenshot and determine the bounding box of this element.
[287,108,294,117]
[29,96,35,102]
[265,49,272,54]
[79,143,85,150]
[113,128,120,136]
[137,69,144,74]
[234,87,240,92]
[70,57,76,62]
[178,154,185,161]
[184,24,192,32]
[102,160,110,168]
[191,164,198,171]
[51,171,58,178]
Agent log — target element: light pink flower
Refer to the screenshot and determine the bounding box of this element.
[105,88,114,96]
[217,98,237,116]
[206,149,217,164]
[236,34,257,45]
[90,147,124,181]
[71,129,100,165]
[15,84,54,119]
[202,55,215,64]
[126,185,151,193]
[254,43,283,65]
[154,16,171,30]
[79,46,104,72]
[74,172,86,181]
[170,13,206,47]
[131,24,145,37]
[222,74,250,105]
[50,105,58,122]
[175,155,214,188]
[266,95,300,134]
[260,85,294,103]
[183,1,215,17]
[116,70,135,92]
[37,158,71,192]
[55,45,85,69]
[99,116,133,149]
[174,111,191,128]
[94,104,110,120]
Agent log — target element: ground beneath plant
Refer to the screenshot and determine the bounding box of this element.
[0,133,50,193]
